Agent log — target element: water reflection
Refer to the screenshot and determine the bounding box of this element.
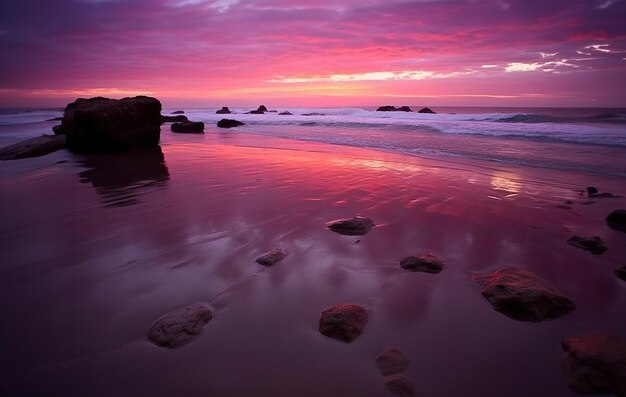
[77,146,169,207]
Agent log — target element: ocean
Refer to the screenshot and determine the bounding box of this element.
[1,106,625,177]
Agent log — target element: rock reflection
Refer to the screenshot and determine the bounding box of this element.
[77,146,169,207]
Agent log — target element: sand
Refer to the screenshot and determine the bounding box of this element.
[0,124,625,397]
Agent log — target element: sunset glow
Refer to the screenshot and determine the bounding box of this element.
[1,0,625,107]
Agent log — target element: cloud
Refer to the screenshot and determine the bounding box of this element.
[268,70,468,83]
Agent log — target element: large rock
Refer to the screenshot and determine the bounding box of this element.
[147,303,213,348]
[255,248,287,266]
[216,107,231,114]
[0,134,66,160]
[161,115,188,123]
[376,106,412,112]
[607,210,626,232]
[171,121,204,133]
[561,333,626,396]
[217,119,245,128]
[257,105,268,112]
[418,107,436,114]
[319,303,368,342]
[384,374,416,397]
[473,267,575,322]
[55,96,162,153]
[327,216,375,236]
[376,347,410,376]
[400,253,444,274]
[567,235,607,254]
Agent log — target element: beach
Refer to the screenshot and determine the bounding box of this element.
[1,116,625,397]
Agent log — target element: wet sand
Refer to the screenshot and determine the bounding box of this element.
[1,125,625,397]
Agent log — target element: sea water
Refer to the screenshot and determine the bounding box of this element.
[1,106,625,177]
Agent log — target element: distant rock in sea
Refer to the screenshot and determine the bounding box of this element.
[567,235,607,254]
[171,121,204,133]
[257,105,268,112]
[171,110,185,114]
[376,106,412,112]
[319,303,369,342]
[147,303,213,348]
[0,134,66,160]
[54,96,162,153]
[561,333,626,396]
[279,111,293,115]
[161,115,188,123]
[418,107,436,114]
[327,216,375,236]
[399,253,444,273]
[255,248,287,266]
[217,119,245,128]
[473,267,575,322]
[216,107,231,114]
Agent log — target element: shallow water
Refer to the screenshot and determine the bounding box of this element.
[0,126,625,397]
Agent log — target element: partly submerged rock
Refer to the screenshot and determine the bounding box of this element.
[561,333,626,396]
[55,96,162,153]
[319,303,369,343]
[161,115,188,123]
[376,105,412,112]
[587,186,599,195]
[473,267,575,322]
[257,105,268,112]
[607,210,626,232]
[171,110,185,114]
[396,106,412,112]
[418,107,436,114]
[0,134,66,160]
[616,266,626,281]
[147,303,213,348]
[327,216,375,236]
[567,235,607,254]
[171,121,204,133]
[216,107,231,114]
[279,111,293,115]
[376,347,410,376]
[384,374,417,397]
[399,253,444,274]
[217,119,245,128]
[255,248,287,266]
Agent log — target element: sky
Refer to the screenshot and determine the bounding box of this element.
[0,0,625,108]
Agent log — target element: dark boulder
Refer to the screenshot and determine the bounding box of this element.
[418,107,436,114]
[147,303,213,348]
[255,248,287,266]
[248,110,264,114]
[590,192,622,198]
[384,374,416,397]
[397,106,412,112]
[327,216,375,236]
[616,266,626,281]
[607,210,626,233]
[0,134,66,160]
[587,186,598,195]
[216,107,231,114]
[567,235,607,254]
[54,96,162,153]
[561,333,626,396]
[376,347,410,376]
[376,105,397,112]
[279,111,293,115]
[399,253,444,274]
[161,115,188,123]
[319,303,368,343]
[171,110,185,114]
[257,105,268,112]
[217,119,245,128]
[473,267,575,322]
[171,121,204,133]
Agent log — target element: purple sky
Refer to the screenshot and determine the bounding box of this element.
[1,0,625,107]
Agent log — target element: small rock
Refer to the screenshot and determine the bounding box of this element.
[257,105,268,112]
[384,374,416,397]
[161,115,189,123]
[473,267,575,322]
[376,347,410,376]
[418,107,436,114]
[147,303,213,348]
[327,216,375,236]
[0,134,66,160]
[607,210,626,233]
[217,119,245,128]
[216,107,231,114]
[171,110,185,114]
[255,248,287,266]
[397,106,412,112]
[561,333,626,396]
[171,121,204,133]
[616,266,626,281]
[319,303,368,342]
[279,111,293,115]
[376,105,398,112]
[399,253,444,274]
[590,192,622,198]
[587,186,598,195]
[567,235,607,254]
[248,110,264,114]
